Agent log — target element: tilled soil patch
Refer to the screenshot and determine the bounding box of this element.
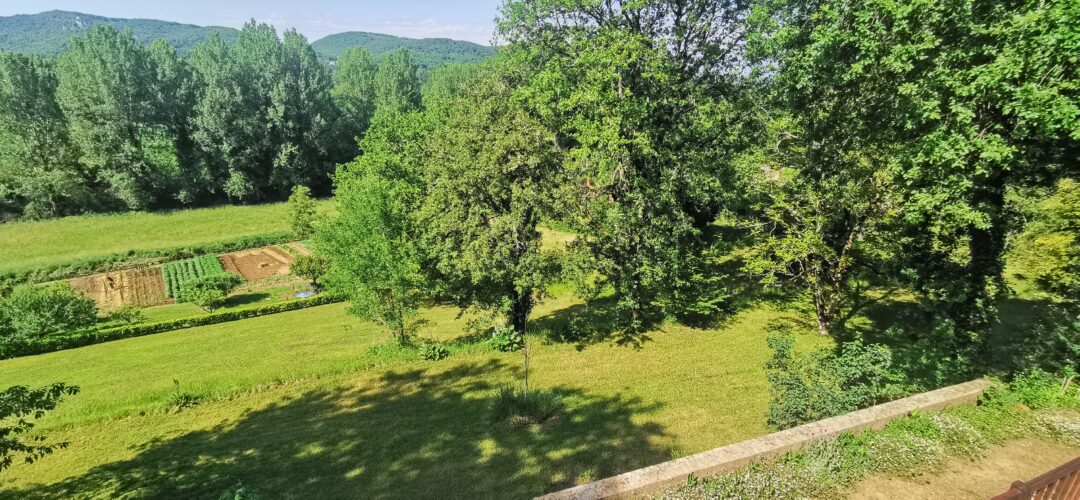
[220,246,294,281]
[70,267,169,310]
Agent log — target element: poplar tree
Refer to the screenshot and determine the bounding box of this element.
[0,53,86,218]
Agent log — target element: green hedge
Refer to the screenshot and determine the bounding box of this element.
[0,232,292,286]
[0,293,344,359]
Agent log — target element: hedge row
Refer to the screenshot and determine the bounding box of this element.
[0,232,293,286]
[0,293,344,359]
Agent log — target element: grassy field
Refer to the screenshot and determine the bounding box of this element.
[0,290,831,498]
[0,201,332,275]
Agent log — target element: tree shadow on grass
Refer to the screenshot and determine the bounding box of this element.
[839,295,1066,387]
[532,296,655,350]
[222,292,272,308]
[4,360,667,499]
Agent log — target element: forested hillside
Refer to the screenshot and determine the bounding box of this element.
[311,32,494,68]
[0,10,238,55]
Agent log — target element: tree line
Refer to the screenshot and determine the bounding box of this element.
[0,21,424,219]
[315,0,1078,380]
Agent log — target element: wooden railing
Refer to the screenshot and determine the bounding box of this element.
[992,455,1080,499]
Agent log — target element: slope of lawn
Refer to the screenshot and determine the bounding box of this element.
[0,201,332,275]
[0,291,832,498]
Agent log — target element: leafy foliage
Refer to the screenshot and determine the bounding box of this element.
[419,342,449,361]
[754,0,1080,341]
[0,52,86,219]
[417,66,560,336]
[331,47,377,151]
[0,283,97,341]
[316,168,425,345]
[490,323,525,353]
[290,254,329,291]
[765,333,900,430]
[499,0,752,331]
[1011,179,1080,300]
[182,273,244,312]
[286,185,317,240]
[107,305,145,325]
[373,49,422,114]
[0,382,79,471]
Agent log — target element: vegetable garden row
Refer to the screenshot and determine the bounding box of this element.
[163,255,226,299]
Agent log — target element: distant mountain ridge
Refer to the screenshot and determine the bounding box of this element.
[0,10,238,56]
[0,10,495,67]
[311,32,494,68]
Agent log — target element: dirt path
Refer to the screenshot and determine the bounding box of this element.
[850,438,1080,499]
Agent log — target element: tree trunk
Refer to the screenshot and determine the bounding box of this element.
[959,170,1008,334]
[812,289,834,336]
[508,289,533,336]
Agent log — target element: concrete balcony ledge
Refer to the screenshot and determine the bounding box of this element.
[537,378,994,500]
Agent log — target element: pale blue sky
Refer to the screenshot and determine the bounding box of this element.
[0,1,504,44]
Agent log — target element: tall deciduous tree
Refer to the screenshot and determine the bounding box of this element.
[316,171,426,345]
[418,67,560,335]
[373,49,422,114]
[147,40,199,204]
[315,108,431,344]
[188,31,244,201]
[498,0,752,330]
[0,52,87,219]
[55,25,177,210]
[270,30,340,196]
[332,47,377,151]
[758,0,1080,342]
[191,22,341,202]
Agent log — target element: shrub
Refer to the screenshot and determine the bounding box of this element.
[490,324,524,352]
[163,379,201,412]
[107,304,145,325]
[489,385,563,426]
[765,333,900,430]
[0,283,97,341]
[182,272,244,312]
[420,342,449,361]
[671,373,1080,499]
[291,254,329,290]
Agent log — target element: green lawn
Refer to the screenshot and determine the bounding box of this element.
[0,201,332,275]
[0,291,831,498]
[102,280,313,326]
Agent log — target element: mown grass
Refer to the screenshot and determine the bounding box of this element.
[106,281,313,326]
[0,201,333,275]
[0,290,831,498]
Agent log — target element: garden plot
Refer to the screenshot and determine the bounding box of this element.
[221,246,295,281]
[69,267,168,310]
